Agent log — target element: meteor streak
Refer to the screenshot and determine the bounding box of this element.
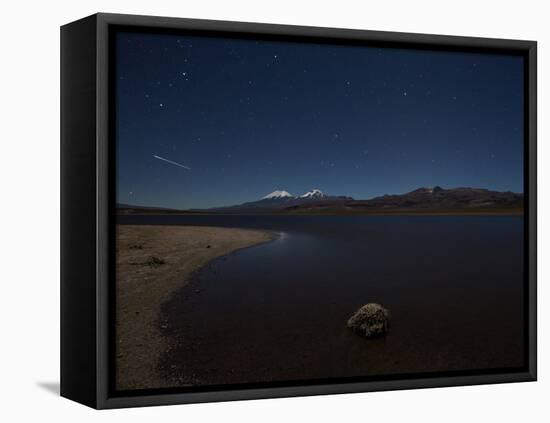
[153,154,191,170]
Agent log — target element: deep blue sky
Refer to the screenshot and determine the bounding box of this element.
[115,31,524,209]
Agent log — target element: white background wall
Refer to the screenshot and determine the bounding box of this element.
[1,0,547,421]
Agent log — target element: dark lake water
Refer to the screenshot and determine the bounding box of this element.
[118,215,525,386]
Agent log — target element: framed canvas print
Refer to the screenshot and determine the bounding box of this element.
[60,13,537,409]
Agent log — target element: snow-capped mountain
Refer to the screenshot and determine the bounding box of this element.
[210,188,353,212]
[263,190,293,199]
[300,189,326,199]
[263,189,326,200]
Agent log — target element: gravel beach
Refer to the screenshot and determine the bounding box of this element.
[115,224,273,390]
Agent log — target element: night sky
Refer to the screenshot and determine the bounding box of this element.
[115,31,524,209]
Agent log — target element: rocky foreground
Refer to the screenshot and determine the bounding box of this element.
[115,224,273,390]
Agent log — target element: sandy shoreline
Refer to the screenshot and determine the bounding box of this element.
[115,224,273,390]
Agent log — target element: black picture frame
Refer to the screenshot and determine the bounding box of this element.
[61,12,537,409]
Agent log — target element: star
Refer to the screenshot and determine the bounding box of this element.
[159,103,164,107]
[403,91,408,96]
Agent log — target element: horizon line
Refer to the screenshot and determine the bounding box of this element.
[117,184,524,210]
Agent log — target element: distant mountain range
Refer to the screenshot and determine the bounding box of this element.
[117,186,524,215]
[209,189,354,212]
[116,203,177,211]
[282,186,523,214]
